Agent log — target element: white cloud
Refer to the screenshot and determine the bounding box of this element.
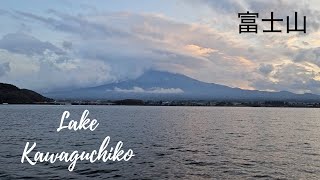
[0,49,113,92]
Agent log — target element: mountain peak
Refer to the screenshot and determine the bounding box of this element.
[46,71,320,102]
[138,70,188,80]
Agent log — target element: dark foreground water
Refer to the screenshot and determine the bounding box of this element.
[1,105,320,179]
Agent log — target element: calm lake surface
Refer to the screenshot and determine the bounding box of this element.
[1,105,320,179]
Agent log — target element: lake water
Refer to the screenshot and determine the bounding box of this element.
[1,105,320,179]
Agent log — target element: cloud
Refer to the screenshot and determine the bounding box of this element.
[0,62,10,77]
[186,0,245,13]
[1,2,320,94]
[110,86,184,94]
[3,9,312,92]
[252,63,320,94]
[62,41,72,50]
[293,47,320,66]
[184,44,217,57]
[0,33,64,55]
[13,11,221,81]
[0,49,113,92]
[15,10,131,39]
[259,64,274,75]
[190,0,320,33]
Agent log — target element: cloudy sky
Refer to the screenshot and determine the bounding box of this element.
[0,0,320,94]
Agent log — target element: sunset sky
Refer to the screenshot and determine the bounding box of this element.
[0,0,320,94]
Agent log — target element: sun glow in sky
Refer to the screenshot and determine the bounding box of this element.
[0,0,320,94]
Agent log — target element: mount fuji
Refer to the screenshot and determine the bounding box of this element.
[45,70,320,101]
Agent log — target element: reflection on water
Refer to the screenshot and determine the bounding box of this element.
[1,105,320,179]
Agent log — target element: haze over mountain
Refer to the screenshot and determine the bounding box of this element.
[45,70,320,102]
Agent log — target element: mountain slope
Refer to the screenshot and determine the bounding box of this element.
[0,83,53,103]
[46,70,320,101]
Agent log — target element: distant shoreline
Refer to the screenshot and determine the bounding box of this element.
[2,100,320,108]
